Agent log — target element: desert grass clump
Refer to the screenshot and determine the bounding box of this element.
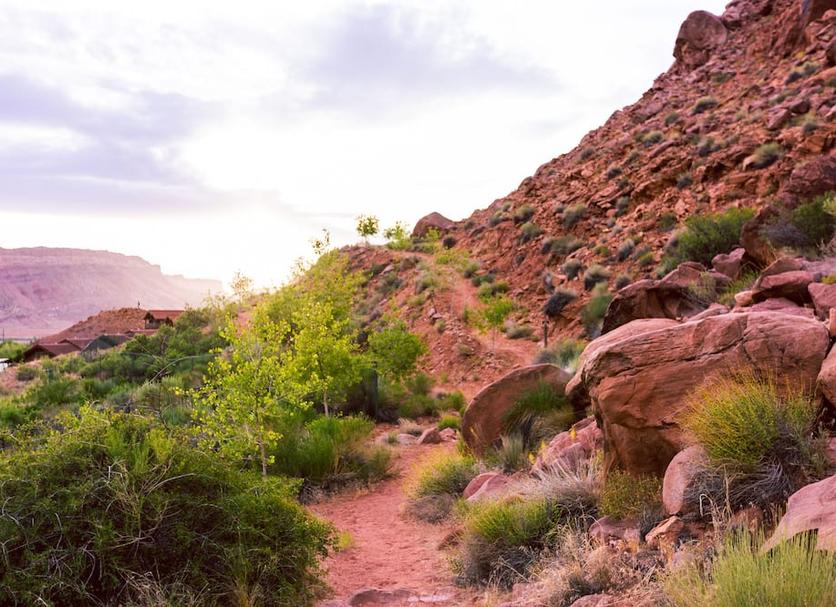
[615,196,630,217]
[600,470,662,521]
[693,96,718,114]
[503,382,574,450]
[665,531,836,607]
[437,414,461,432]
[683,374,818,470]
[549,235,583,256]
[615,273,632,290]
[642,130,664,146]
[534,339,586,372]
[456,498,564,587]
[616,239,635,261]
[746,142,782,169]
[561,258,583,280]
[562,204,588,229]
[514,204,535,224]
[494,433,529,472]
[581,283,613,338]
[409,451,479,499]
[583,265,610,291]
[521,457,601,517]
[543,288,578,319]
[717,271,758,306]
[519,221,543,243]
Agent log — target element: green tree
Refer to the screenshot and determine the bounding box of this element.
[367,318,426,381]
[356,214,380,243]
[482,296,515,349]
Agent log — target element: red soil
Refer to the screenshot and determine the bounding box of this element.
[310,442,483,606]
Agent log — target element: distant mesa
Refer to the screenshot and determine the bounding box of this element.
[0,247,221,339]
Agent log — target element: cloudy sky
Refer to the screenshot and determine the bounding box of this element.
[0,0,727,288]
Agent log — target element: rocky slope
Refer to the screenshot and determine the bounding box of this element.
[0,247,222,338]
[349,0,836,369]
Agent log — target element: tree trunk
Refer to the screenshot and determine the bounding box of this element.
[323,390,330,417]
[258,436,268,478]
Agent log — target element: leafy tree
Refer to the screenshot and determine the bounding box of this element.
[356,214,380,243]
[383,221,411,250]
[482,296,516,349]
[230,271,254,303]
[367,318,426,381]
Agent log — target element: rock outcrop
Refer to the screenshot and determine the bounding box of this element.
[674,11,729,67]
[762,474,836,552]
[411,212,455,239]
[568,312,829,476]
[532,417,603,473]
[462,364,572,454]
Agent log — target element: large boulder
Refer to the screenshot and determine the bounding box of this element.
[411,212,455,239]
[816,346,836,404]
[762,474,836,552]
[568,312,829,476]
[601,263,728,334]
[750,271,815,304]
[462,364,572,454]
[808,282,836,319]
[712,247,746,279]
[674,10,728,67]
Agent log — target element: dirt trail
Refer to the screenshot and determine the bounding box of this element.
[310,442,482,606]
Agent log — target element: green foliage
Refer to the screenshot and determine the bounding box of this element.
[718,271,758,306]
[658,211,677,232]
[481,296,516,346]
[562,204,588,229]
[561,258,583,279]
[270,415,390,483]
[665,111,681,125]
[600,470,662,520]
[383,221,411,250]
[615,273,632,290]
[683,374,818,469]
[543,288,578,318]
[367,319,426,381]
[615,196,630,217]
[438,415,461,431]
[549,235,583,256]
[583,265,609,291]
[519,221,543,243]
[665,532,836,607]
[410,451,478,498]
[0,341,25,362]
[747,142,782,169]
[495,433,529,472]
[0,409,332,606]
[764,192,836,251]
[693,96,718,114]
[581,282,613,337]
[534,339,586,372]
[503,382,574,450]
[504,321,534,340]
[513,204,535,223]
[477,280,509,301]
[355,214,380,241]
[616,239,635,261]
[662,207,754,270]
[642,130,664,146]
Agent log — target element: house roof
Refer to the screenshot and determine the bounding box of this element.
[144,310,184,322]
[59,337,94,350]
[25,343,79,357]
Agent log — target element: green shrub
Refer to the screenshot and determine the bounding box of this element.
[406,372,434,396]
[717,271,758,306]
[616,239,635,261]
[562,204,588,229]
[513,204,535,223]
[746,142,782,169]
[489,212,506,226]
[438,415,461,432]
[658,211,677,232]
[764,192,836,251]
[693,96,718,114]
[662,207,754,269]
[615,196,630,217]
[582,284,613,337]
[600,470,662,520]
[410,451,478,498]
[503,381,574,450]
[615,273,632,290]
[437,390,467,413]
[683,374,818,470]
[0,342,25,362]
[543,288,578,318]
[27,375,81,407]
[457,498,564,587]
[519,221,543,243]
[583,265,610,291]
[561,258,583,279]
[0,409,333,606]
[665,111,681,126]
[676,172,693,189]
[477,280,510,302]
[642,130,664,146]
[605,165,622,180]
[665,531,836,607]
[534,339,586,371]
[15,366,37,382]
[495,433,529,472]
[505,322,534,340]
[550,235,583,256]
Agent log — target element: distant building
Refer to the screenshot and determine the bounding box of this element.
[22,333,134,362]
[22,342,81,362]
[81,334,130,355]
[144,310,184,330]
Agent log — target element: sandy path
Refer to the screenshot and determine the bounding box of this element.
[310,442,480,606]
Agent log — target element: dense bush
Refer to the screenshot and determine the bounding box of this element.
[543,288,578,318]
[15,366,37,382]
[0,410,332,606]
[410,451,478,498]
[665,531,836,607]
[599,470,662,521]
[764,192,836,252]
[661,207,754,271]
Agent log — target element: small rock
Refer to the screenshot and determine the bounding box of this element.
[417,427,442,445]
[466,473,510,502]
[645,516,684,550]
[463,472,504,499]
[762,474,836,553]
[734,290,755,306]
[712,247,746,279]
[438,428,457,441]
[663,445,709,515]
[589,516,640,545]
[808,282,836,319]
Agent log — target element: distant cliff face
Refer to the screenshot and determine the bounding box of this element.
[0,247,223,338]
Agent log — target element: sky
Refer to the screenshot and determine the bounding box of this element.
[0,0,728,288]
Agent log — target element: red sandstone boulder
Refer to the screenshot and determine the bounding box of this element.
[589,516,640,546]
[411,212,455,239]
[674,11,729,67]
[750,271,814,304]
[645,516,685,550]
[762,474,836,552]
[734,297,814,318]
[463,472,510,502]
[568,312,829,476]
[463,472,502,499]
[808,282,836,319]
[712,247,746,279]
[462,364,572,454]
[816,346,836,404]
[663,445,710,515]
